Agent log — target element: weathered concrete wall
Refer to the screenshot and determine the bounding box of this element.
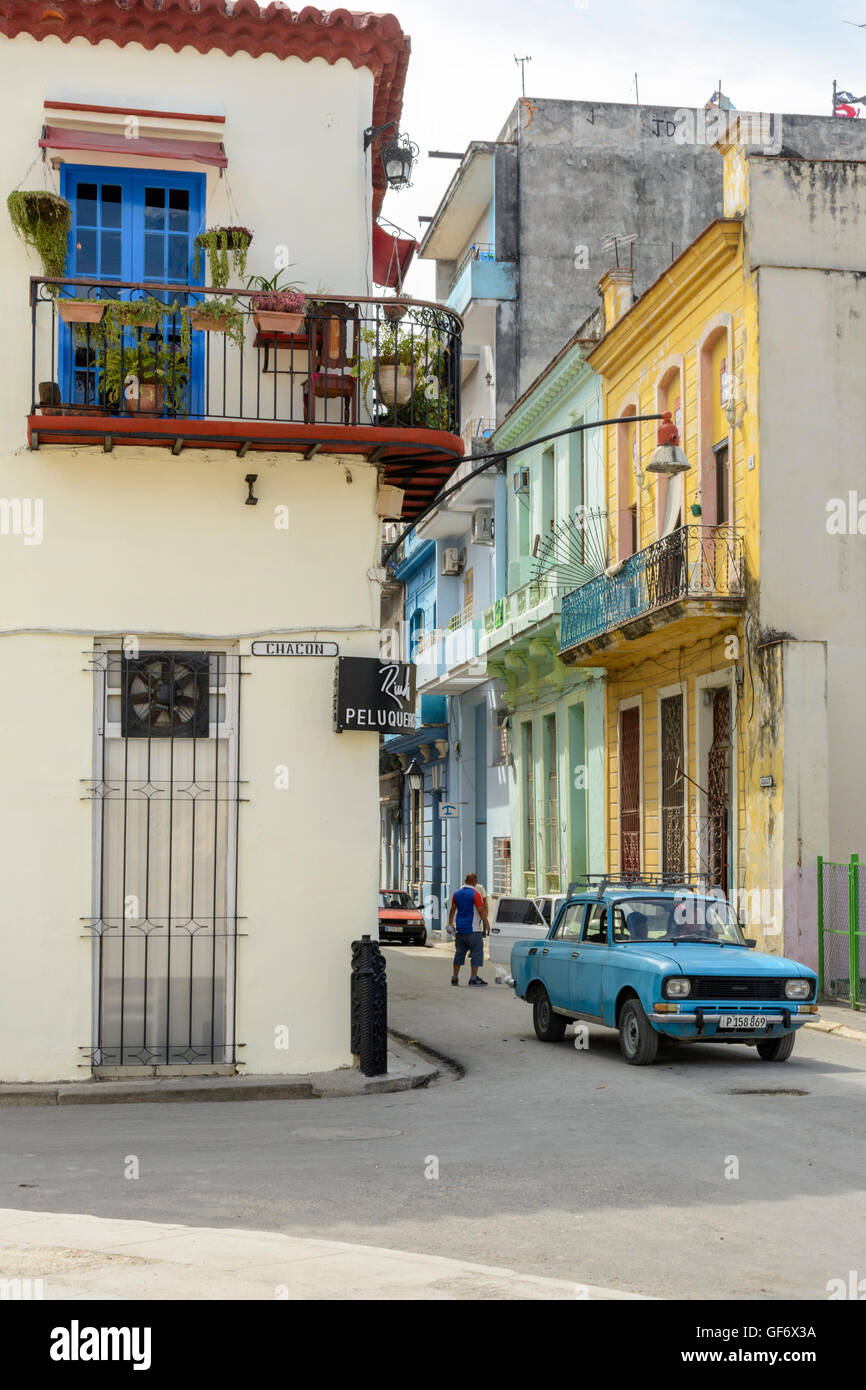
[495,99,866,403]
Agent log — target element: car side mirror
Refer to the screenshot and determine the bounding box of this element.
[745,938,757,948]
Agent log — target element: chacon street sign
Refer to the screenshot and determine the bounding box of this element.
[251,640,339,656]
[334,657,417,732]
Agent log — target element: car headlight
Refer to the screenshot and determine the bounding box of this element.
[663,977,691,998]
[784,979,812,1000]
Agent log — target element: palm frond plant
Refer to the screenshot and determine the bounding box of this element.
[7,190,71,281]
[194,226,253,288]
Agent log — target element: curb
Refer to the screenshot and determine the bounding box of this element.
[804,1019,866,1045]
[0,1035,442,1107]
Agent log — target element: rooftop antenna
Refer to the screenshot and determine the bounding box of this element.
[514,54,532,97]
[633,72,640,105]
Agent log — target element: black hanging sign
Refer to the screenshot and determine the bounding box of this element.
[334,657,417,732]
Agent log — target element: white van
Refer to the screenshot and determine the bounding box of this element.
[487,896,548,966]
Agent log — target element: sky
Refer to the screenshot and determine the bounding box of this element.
[379,0,866,296]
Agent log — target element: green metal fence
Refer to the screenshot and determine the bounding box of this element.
[818,854,864,1008]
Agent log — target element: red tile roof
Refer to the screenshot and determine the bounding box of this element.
[0,3,410,214]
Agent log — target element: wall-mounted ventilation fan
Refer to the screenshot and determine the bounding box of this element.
[122,652,210,739]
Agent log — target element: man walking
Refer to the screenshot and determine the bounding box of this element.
[448,873,490,986]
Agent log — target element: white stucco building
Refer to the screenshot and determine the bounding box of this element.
[0,1,463,1081]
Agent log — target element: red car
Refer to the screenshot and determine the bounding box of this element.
[378,890,427,946]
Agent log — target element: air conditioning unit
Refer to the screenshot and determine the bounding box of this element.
[471,508,494,545]
[512,466,530,495]
[442,547,462,576]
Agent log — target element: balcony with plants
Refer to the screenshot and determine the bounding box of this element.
[14,195,464,524]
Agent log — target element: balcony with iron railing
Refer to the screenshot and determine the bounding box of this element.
[480,574,561,655]
[559,525,745,663]
[445,244,517,316]
[414,602,487,694]
[28,279,464,523]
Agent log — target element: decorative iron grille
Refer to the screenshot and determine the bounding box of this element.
[84,648,242,1068]
[707,688,731,892]
[661,694,685,877]
[492,837,512,896]
[620,706,641,877]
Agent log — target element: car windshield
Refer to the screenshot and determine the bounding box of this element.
[611,895,746,945]
[379,892,415,910]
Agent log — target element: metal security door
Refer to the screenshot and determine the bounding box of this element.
[89,646,241,1068]
[707,688,731,894]
[620,707,640,877]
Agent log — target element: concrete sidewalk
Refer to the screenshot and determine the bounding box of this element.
[0,1209,646,1301]
[804,1002,866,1044]
[0,1035,441,1108]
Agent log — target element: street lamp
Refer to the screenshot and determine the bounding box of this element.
[364,122,418,190]
[405,759,424,792]
[646,411,690,475]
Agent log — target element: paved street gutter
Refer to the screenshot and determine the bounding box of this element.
[0,1035,443,1107]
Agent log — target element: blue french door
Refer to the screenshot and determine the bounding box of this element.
[60,166,205,414]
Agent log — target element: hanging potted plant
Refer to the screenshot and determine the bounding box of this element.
[7,190,71,282]
[57,297,106,326]
[183,296,246,352]
[250,288,307,336]
[194,226,254,288]
[113,297,166,331]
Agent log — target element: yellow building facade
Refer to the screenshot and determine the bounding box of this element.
[560,184,769,938]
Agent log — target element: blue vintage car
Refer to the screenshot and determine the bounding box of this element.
[510,886,819,1065]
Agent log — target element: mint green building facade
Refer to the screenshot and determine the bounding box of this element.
[481,323,606,896]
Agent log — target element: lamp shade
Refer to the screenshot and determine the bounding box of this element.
[646,411,691,475]
[405,759,424,792]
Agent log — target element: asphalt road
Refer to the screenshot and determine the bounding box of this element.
[1,945,864,1300]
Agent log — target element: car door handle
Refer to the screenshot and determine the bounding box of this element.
[541,947,549,955]
[571,951,580,958]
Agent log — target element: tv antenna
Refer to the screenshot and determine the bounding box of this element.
[514,54,532,97]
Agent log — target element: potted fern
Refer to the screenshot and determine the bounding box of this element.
[82,303,191,415]
[7,190,71,282]
[194,226,253,288]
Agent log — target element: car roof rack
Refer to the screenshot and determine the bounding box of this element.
[567,872,724,897]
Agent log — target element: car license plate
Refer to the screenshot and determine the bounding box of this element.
[719,1014,768,1029]
[381,924,401,933]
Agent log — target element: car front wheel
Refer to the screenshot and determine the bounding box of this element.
[532,989,567,1042]
[619,999,660,1065]
[757,1032,796,1062]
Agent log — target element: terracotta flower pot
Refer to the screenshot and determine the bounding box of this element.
[253,310,304,335]
[58,300,106,325]
[123,382,165,414]
[189,310,229,333]
[378,364,414,405]
[383,303,408,322]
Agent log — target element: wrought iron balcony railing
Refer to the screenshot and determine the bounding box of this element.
[29,278,462,436]
[560,524,744,652]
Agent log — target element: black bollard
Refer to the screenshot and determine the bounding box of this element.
[350,934,388,1077]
